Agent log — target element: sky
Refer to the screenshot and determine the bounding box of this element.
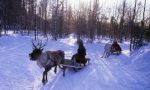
[37,0,150,19]
[37,0,150,9]
[67,0,150,18]
[68,0,150,8]
[68,0,118,8]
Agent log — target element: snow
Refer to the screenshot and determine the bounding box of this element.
[0,34,150,90]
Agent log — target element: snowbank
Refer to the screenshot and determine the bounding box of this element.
[0,34,150,90]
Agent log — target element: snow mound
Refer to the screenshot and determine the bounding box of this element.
[0,35,150,90]
[129,45,150,72]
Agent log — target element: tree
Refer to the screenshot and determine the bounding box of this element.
[50,0,65,40]
[130,0,138,51]
[87,0,100,42]
[118,0,126,42]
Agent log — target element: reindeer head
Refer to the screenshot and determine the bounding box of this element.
[29,39,48,61]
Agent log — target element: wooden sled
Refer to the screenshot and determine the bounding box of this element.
[59,58,90,76]
[60,58,90,71]
[61,59,84,69]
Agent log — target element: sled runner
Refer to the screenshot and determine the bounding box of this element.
[61,58,90,69]
[59,58,90,76]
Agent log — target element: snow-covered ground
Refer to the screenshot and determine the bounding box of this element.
[0,34,150,90]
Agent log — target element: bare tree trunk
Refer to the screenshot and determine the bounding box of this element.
[118,0,126,43]
[130,0,137,51]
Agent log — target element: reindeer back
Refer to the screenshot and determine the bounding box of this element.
[46,50,64,64]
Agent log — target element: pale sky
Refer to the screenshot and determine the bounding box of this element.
[37,0,150,9]
[67,0,150,18]
[37,0,150,19]
[68,0,121,8]
[68,0,150,8]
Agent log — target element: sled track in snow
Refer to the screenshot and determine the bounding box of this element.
[94,52,144,89]
[42,52,147,90]
[1,36,150,90]
[43,65,75,90]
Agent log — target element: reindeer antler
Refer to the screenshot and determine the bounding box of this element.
[32,37,48,49]
[39,37,48,49]
[32,39,37,49]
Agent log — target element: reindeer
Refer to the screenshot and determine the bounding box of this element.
[29,39,65,85]
[102,40,122,58]
[102,42,112,58]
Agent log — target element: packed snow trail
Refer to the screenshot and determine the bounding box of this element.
[0,34,150,90]
[43,51,147,90]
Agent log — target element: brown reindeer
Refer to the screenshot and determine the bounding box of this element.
[29,39,65,85]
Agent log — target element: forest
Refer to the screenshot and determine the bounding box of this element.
[0,0,150,51]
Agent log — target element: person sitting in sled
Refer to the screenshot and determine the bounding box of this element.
[110,40,122,55]
[71,38,88,66]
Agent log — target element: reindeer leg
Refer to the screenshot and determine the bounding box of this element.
[54,62,57,74]
[107,51,111,57]
[102,50,107,58]
[63,66,66,77]
[102,51,105,58]
[46,66,51,83]
[54,65,57,74]
[106,52,108,58]
[43,66,51,85]
[103,51,107,58]
[42,70,46,85]
[45,72,48,83]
